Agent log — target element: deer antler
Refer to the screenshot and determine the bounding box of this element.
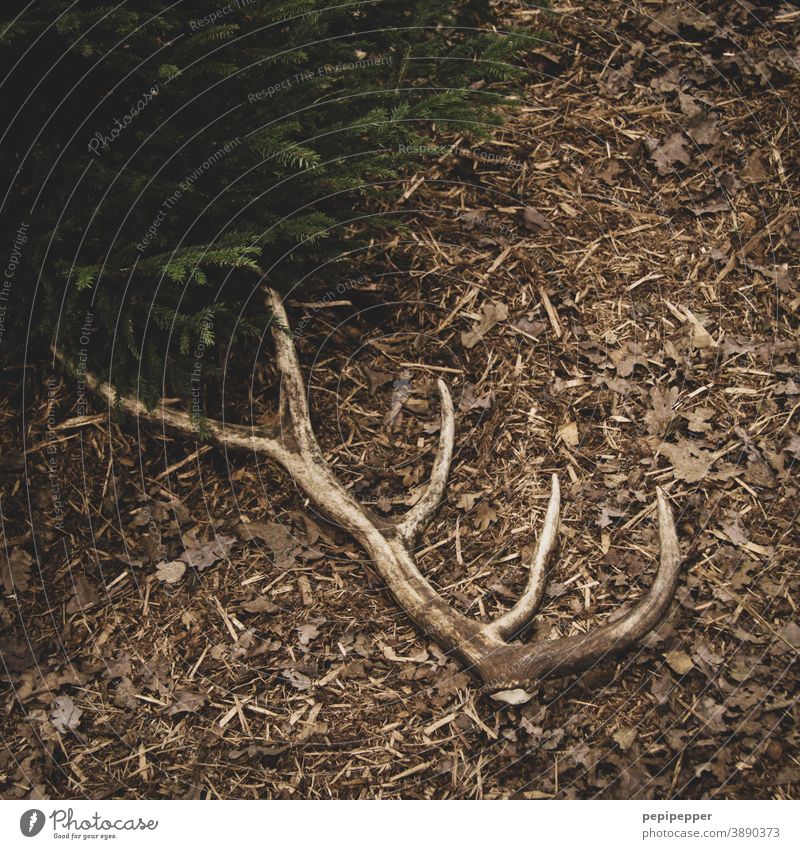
[57,288,682,697]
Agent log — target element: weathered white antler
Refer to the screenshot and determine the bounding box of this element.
[56,288,683,696]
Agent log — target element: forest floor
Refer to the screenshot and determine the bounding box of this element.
[1,1,799,799]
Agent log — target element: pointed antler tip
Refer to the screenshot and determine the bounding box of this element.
[436,379,454,417]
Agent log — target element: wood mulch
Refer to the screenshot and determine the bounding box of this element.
[1,1,798,799]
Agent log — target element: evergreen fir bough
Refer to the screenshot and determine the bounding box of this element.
[0,0,541,405]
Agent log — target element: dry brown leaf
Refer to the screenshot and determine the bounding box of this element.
[65,575,101,614]
[457,492,481,511]
[241,596,279,615]
[660,439,713,483]
[522,207,552,230]
[168,688,207,716]
[155,560,187,584]
[665,649,694,675]
[473,501,498,531]
[1,547,33,595]
[644,385,680,437]
[684,307,716,349]
[179,529,237,572]
[613,727,638,751]
[50,694,82,733]
[461,301,509,349]
[0,633,39,675]
[297,622,321,647]
[557,421,579,447]
[651,132,692,175]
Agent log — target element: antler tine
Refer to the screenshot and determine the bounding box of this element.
[486,474,560,641]
[486,487,682,690]
[49,345,291,462]
[266,288,316,452]
[396,379,455,544]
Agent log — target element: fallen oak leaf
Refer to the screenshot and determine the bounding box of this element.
[660,439,713,483]
[473,501,498,532]
[644,385,680,437]
[179,529,237,572]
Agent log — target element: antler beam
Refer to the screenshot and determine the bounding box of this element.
[56,288,683,697]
